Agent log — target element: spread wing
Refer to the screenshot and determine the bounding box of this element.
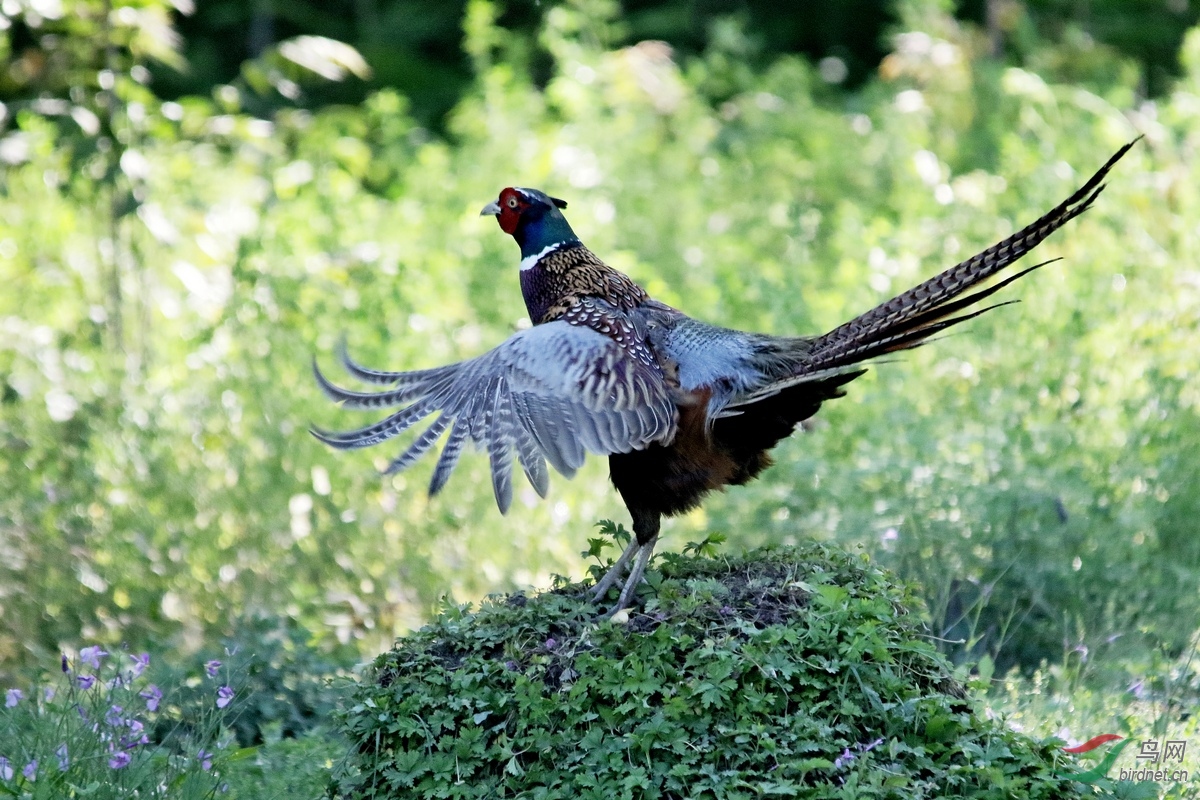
[312,320,678,513]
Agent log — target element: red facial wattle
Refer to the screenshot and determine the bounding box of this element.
[496,188,526,234]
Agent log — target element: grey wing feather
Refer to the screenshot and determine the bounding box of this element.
[519,395,579,477]
[313,357,454,410]
[384,413,451,475]
[336,338,457,387]
[313,320,678,511]
[512,423,550,498]
[486,379,516,514]
[311,398,441,450]
[429,417,470,495]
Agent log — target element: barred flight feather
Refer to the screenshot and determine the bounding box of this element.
[385,413,450,475]
[429,417,470,496]
[314,319,677,506]
[514,424,550,498]
[336,339,457,387]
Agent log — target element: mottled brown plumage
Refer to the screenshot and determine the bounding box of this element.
[522,242,650,324]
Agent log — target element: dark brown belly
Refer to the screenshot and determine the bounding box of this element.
[609,435,735,520]
[608,372,865,526]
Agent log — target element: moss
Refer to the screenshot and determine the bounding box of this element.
[333,543,1096,798]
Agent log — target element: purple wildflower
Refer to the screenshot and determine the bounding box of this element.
[108,751,130,769]
[61,654,68,673]
[543,638,557,650]
[55,744,68,772]
[139,685,161,712]
[21,760,36,782]
[80,646,108,670]
[119,735,143,750]
[834,737,885,771]
[0,757,10,780]
[119,718,149,750]
[198,749,213,771]
[130,653,150,677]
[204,660,222,677]
[104,705,124,727]
[216,686,233,709]
[76,675,95,690]
[5,689,22,708]
[44,687,55,701]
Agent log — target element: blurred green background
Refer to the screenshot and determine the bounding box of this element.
[0,0,1197,700]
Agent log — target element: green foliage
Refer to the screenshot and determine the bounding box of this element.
[147,616,358,748]
[682,531,727,558]
[333,545,1097,799]
[221,726,346,800]
[6,0,1198,795]
[584,519,633,561]
[0,0,1198,700]
[988,637,1200,800]
[7,0,1196,127]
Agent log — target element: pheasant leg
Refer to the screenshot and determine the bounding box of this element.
[608,534,659,615]
[590,537,641,602]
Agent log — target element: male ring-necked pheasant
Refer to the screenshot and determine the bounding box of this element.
[314,141,1136,612]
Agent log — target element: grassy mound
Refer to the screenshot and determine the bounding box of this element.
[333,543,1093,799]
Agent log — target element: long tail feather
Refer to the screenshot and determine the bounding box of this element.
[811,141,1137,369]
[874,259,1056,345]
[809,139,1138,370]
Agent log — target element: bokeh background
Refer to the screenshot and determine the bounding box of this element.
[1,0,1198,742]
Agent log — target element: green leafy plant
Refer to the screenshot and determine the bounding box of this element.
[333,545,1104,798]
[682,531,728,558]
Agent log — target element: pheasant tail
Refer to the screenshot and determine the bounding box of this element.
[808,138,1140,371]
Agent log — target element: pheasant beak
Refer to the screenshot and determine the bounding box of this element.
[480,200,501,216]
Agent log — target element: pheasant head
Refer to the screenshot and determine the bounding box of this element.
[481,187,577,263]
[481,187,648,325]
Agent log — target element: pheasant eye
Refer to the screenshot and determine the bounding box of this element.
[506,196,519,209]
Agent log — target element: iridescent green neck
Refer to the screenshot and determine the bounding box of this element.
[516,207,578,259]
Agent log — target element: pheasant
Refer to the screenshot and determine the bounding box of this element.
[313,140,1137,612]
